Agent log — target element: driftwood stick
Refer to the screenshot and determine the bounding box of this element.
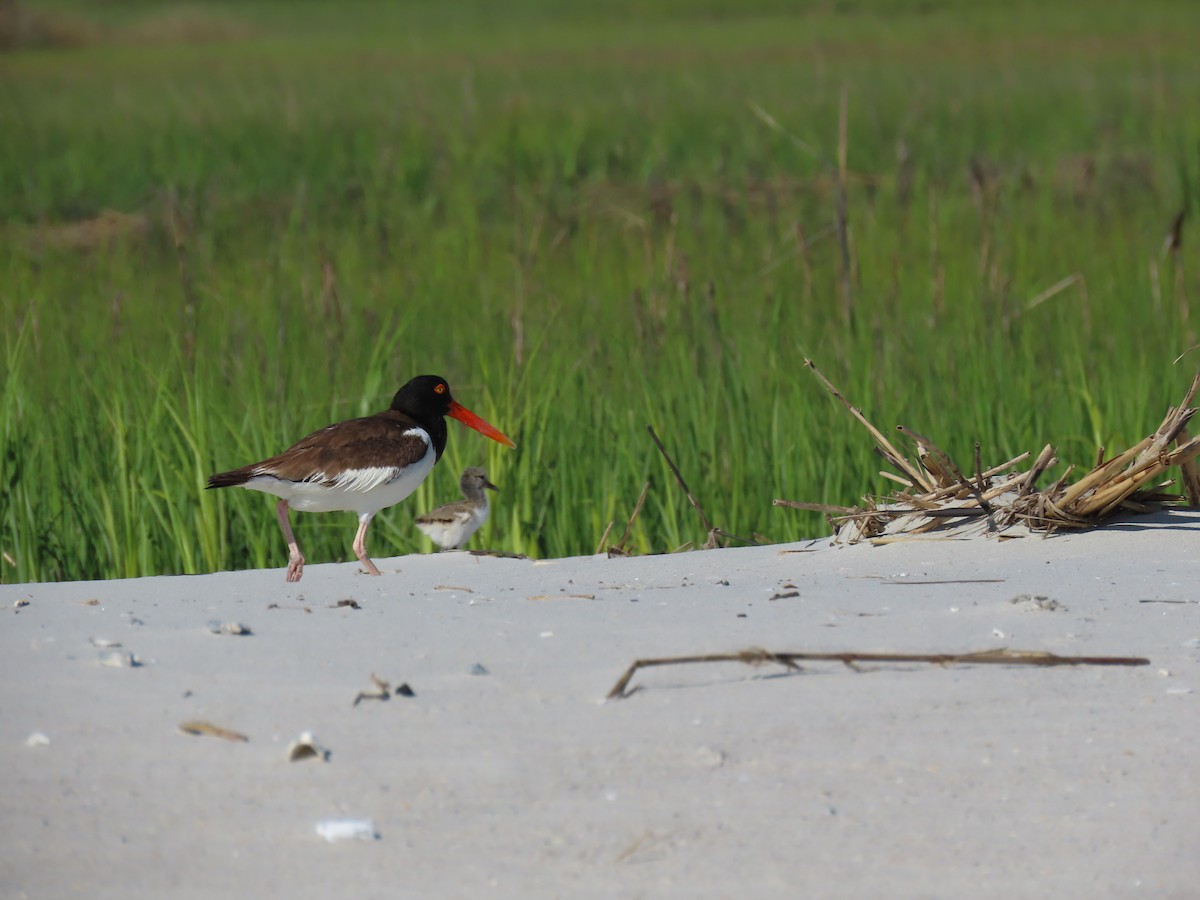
[607,646,1150,699]
[608,648,802,699]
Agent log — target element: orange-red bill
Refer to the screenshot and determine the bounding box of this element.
[448,400,516,448]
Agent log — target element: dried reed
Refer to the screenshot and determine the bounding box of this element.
[775,361,1200,542]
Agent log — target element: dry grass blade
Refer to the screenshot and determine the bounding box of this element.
[773,499,861,515]
[607,646,1149,699]
[594,520,615,555]
[1021,272,1083,315]
[647,425,715,534]
[611,480,651,556]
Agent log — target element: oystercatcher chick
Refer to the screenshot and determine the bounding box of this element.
[415,467,498,550]
[207,375,515,582]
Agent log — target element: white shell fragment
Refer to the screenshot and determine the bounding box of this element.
[90,637,123,649]
[315,818,377,842]
[25,732,50,748]
[207,621,252,636]
[287,731,331,762]
[99,650,140,668]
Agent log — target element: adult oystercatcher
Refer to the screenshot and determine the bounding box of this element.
[207,375,515,582]
[415,466,498,550]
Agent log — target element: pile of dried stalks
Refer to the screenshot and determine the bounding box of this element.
[776,361,1200,544]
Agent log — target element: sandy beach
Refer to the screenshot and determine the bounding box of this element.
[2,512,1198,898]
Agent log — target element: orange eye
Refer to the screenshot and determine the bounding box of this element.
[434,383,447,394]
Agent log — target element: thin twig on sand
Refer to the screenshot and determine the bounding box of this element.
[606,646,1150,699]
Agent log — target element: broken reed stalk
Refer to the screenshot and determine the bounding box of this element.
[804,359,932,490]
[647,424,715,534]
[594,521,615,556]
[898,425,997,531]
[918,451,1031,502]
[606,646,1150,699]
[710,528,761,546]
[1020,444,1056,495]
[611,480,651,555]
[1058,439,1149,506]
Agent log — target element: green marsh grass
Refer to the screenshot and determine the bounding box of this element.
[2,0,1198,582]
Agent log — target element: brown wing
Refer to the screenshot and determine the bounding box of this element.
[207,412,429,488]
[415,500,474,525]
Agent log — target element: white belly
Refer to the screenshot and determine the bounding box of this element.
[242,438,437,516]
[416,505,489,550]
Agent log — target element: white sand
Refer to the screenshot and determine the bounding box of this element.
[2,512,1198,898]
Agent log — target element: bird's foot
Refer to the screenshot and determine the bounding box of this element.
[286,554,305,582]
[358,557,382,577]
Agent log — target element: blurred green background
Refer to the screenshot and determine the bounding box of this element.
[2,0,1197,582]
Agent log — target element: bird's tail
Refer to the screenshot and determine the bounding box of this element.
[206,468,254,490]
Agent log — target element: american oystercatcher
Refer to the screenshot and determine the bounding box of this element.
[415,466,498,550]
[206,375,515,582]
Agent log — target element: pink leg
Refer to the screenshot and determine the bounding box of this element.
[275,500,305,583]
[353,512,382,576]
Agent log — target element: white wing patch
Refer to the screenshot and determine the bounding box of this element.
[329,465,404,494]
